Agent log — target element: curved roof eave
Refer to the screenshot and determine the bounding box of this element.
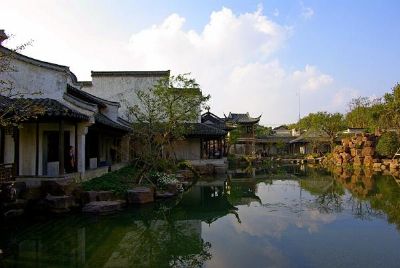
[0,45,80,86]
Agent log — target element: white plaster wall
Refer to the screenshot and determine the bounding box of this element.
[1,59,70,101]
[19,122,77,176]
[171,138,201,160]
[82,76,163,119]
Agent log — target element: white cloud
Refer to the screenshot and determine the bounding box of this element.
[273,8,280,17]
[300,1,314,19]
[1,3,351,124]
[126,7,342,124]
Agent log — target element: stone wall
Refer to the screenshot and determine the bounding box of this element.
[330,133,400,171]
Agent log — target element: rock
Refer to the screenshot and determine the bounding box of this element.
[353,156,364,166]
[373,163,382,169]
[156,191,176,198]
[176,169,194,180]
[362,147,375,157]
[3,209,24,218]
[41,179,75,196]
[45,194,75,213]
[82,191,114,203]
[82,201,124,214]
[126,187,154,204]
[382,159,392,166]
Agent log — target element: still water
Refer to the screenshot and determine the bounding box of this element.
[1,166,400,267]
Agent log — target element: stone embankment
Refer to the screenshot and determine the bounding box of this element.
[328,133,399,172]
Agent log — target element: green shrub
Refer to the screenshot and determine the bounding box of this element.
[376,132,400,157]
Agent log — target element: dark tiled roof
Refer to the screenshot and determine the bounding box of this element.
[290,130,330,143]
[201,111,231,130]
[91,70,170,77]
[256,136,294,143]
[94,113,131,132]
[0,96,89,121]
[185,123,227,137]
[67,85,119,107]
[273,125,289,130]
[225,112,261,124]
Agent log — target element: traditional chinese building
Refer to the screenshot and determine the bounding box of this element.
[0,43,131,183]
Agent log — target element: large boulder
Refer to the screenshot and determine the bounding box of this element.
[45,194,75,213]
[82,200,124,214]
[126,187,154,204]
[82,191,115,203]
[362,147,375,157]
[41,179,75,196]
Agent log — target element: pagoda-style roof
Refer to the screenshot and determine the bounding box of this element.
[185,123,227,138]
[201,111,234,131]
[225,112,261,124]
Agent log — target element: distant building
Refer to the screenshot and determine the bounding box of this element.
[82,72,227,161]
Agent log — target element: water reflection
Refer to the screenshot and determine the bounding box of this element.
[1,166,400,267]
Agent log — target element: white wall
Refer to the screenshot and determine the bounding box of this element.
[18,122,77,176]
[171,138,201,160]
[82,76,164,119]
[0,56,75,101]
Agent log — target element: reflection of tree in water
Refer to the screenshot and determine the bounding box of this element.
[301,166,400,229]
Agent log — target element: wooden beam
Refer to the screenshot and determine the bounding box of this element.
[58,120,65,175]
[13,128,19,176]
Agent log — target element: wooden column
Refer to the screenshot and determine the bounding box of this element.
[58,120,65,175]
[75,122,78,172]
[13,128,19,176]
[35,121,39,176]
[0,128,4,164]
[200,138,203,159]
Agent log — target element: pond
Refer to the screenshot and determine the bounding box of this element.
[1,166,400,267]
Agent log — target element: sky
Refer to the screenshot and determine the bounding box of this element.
[1,0,400,126]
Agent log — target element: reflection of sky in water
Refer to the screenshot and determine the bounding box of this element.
[203,180,400,268]
[2,174,400,268]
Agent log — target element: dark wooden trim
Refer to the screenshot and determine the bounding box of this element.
[35,121,39,176]
[75,122,78,172]
[0,127,5,164]
[58,120,65,175]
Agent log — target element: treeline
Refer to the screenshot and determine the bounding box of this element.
[291,83,400,132]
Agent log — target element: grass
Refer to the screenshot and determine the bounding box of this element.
[81,165,139,196]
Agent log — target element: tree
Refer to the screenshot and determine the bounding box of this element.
[295,112,346,152]
[345,96,384,131]
[381,83,400,131]
[0,32,44,126]
[126,73,210,183]
[376,132,400,158]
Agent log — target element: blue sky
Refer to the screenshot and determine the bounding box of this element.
[1,0,399,125]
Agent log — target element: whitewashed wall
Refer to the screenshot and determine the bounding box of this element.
[82,75,165,119]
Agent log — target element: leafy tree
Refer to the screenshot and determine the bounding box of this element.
[295,111,346,152]
[345,96,384,131]
[0,32,45,126]
[376,132,400,158]
[126,73,210,183]
[380,83,400,131]
[255,125,273,137]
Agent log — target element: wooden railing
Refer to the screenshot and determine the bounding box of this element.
[0,163,15,182]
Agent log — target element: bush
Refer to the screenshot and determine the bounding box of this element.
[376,132,400,157]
